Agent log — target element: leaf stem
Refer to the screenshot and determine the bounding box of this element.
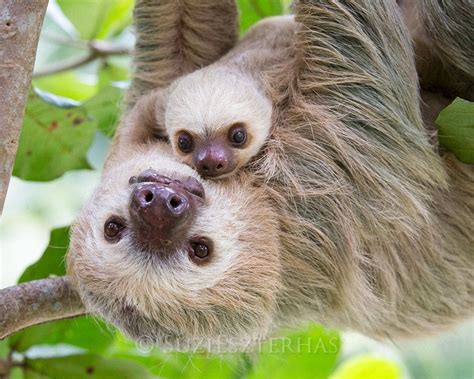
[33,41,131,78]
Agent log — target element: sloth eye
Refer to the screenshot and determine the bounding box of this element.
[189,237,213,263]
[229,124,247,147]
[193,243,209,258]
[177,132,194,153]
[104,217,126,243]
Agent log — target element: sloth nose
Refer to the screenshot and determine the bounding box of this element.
[195,145,230,177]
[133,185,188,216]
[129,183,193,247]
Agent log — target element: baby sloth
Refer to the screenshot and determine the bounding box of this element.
[140,18,294,179]
[165,69,273,178]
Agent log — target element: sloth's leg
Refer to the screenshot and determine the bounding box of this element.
[126,0,239,108]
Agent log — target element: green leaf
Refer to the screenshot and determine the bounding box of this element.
[98,62,129,90]
[436,97,474,164]
[114,351,248,379]
[330,355,401,379]
[238,0,284,33]
[57,0,133,40]
[95,0,134,40]
[0,338,9,358]
[248,324,341,379]
[13,89,96,181]
[9,367,24,379]
[24,354,153,379]
[110,334,251,379]
[33,72,97,102]
[9,317,115,354]
[84,85,124,137]
[18,226,69,283]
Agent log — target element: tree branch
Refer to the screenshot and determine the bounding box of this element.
[0,276,86,340]
[0,0,49,215]
[33,41,131,78]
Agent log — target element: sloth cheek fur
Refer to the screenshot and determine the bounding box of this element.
[67,148,282,350]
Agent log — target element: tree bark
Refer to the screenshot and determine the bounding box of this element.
[0,276,86,339]
[0,0,48,214]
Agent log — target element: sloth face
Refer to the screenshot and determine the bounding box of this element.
[67,143,281,350]
[165,68,272,179]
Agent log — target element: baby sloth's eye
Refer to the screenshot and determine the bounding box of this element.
[229,123,247,147]
[188,237,213,264]
[104,216,126,243]
[177,131,194,153]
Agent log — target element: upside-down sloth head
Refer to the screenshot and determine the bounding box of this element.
[67,126,281,350]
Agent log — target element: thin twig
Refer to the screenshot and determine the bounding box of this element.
[33,53,97,78]
[41,31,89,49]
[33,42,131,78]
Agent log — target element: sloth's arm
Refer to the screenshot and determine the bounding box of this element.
[290,0,443,160]
[126,0,239,108]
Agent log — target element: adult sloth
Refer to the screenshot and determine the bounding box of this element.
[67,0,474,350]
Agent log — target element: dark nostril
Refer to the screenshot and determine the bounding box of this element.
[167,194,187,214]
[144,191,154,203]
[202,165,210,173]
[216,163,223,170]
[129,183,195,250]
[169,194,183,209]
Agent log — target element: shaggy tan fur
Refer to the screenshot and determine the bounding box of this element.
[126,0,239,107]
[68,0,473,350]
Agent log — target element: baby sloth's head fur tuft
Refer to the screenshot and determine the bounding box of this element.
[165,68,273,179]
[67,143,281,350]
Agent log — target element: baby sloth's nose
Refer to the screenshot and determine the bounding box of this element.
[195,144,233,177]
[129,182,193,249]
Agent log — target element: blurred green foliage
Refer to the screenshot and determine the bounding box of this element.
[13,90,95,181]
[436,97,474,164]
[330,356,401,379]
[18,227,70,283]
[56,0,133,40]
[24,354,154,379]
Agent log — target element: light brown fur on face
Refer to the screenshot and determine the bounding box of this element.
[68,0,473,350]
[165,68,273,178]
[68,142,281,350]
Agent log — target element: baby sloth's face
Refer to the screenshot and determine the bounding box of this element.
[165,69,272,179]
[173,121,251,178]
[67,144,281,351]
